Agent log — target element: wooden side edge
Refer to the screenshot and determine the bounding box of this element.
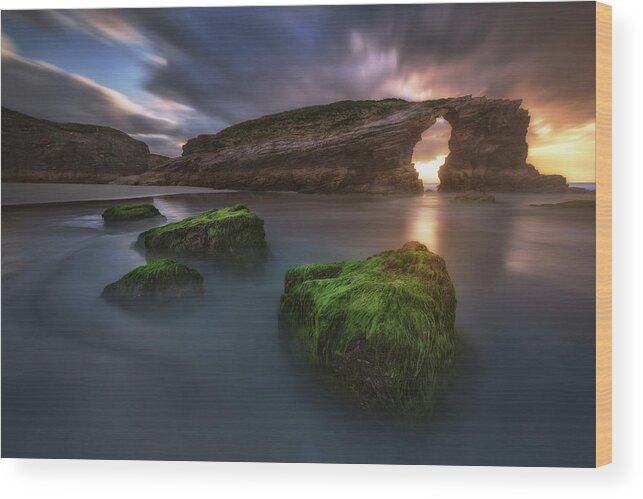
[596,1,612,468]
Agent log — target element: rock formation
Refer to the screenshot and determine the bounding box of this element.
[102,259,203,301]
[102,203,162,222]
[279,241,457,410]
[3,97,569,193]
[138,96,567,193]
[138,203,266,256]
[1,107,153,182]
[454,191,496,203]
[438,99,568,192]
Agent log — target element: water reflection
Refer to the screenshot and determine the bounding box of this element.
[2,187,596,465]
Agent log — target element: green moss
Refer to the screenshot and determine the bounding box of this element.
[138,203,266,254]
[529,200,596,208]
[102,259,203,300]
[280,242,457,410]
[102,203,160,221]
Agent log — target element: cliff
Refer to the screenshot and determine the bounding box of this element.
[138,96,567,193]
[1,107,153,183]
[2,97,568,193]
[438,98,568,192]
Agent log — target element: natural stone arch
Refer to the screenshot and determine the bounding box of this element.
[435,98,566,192]
[410,116,451,184]
[405,97,567,193]
[2,97,567,192]
[137,96,568,194]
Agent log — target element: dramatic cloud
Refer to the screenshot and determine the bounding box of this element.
[1,43,175,136]
[2,4,597,179]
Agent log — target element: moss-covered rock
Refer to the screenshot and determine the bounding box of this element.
[102,259,203,301]
[102,203,161,221]
[454,191,496,203]
[138,203,266,255]
[529,199,596,208]
[280,241,457,410]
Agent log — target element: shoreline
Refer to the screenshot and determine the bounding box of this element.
[1,181,597,208]
[1,183,225,207]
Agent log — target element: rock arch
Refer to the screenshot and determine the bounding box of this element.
[434,98,567,192]
[140,96,568,193]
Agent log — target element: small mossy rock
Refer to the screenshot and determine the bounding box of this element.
[138,203,266,255]
[102,203,160,221]
[103,259,203,300]
[529,200,596,209]
[454,191,496,203]
[280,241,457,410]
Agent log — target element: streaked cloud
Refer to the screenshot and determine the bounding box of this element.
[1,40,175,136]
[2,4,597,179]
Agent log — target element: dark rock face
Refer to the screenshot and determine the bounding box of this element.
[139,96,567,193]
[3,97,568,193]
[438,98,568,193]
[140,98,434,194]
[1,107,152,182]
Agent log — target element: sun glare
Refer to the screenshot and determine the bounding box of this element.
[414,154,447,183]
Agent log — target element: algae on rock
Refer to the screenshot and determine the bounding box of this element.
[102,259,203,301]
[280,241,457,410]
[102,203,161,221]
[138,203,266,255]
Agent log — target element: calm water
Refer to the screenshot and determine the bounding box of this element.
[1,185,596,466]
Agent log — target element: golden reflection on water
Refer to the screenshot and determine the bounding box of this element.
[407,196,440,253]
[504,217,541,276]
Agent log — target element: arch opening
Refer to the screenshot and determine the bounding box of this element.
[411,117,451,189]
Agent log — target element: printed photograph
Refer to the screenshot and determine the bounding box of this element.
[1,2,598,466]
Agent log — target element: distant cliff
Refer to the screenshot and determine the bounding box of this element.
[2,98,568,193]
[137,96,567,193]
[1,108,159,183]
[437,98,567,192]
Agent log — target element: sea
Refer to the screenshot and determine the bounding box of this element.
[1,182,596,466]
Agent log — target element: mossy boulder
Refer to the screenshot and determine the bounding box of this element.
[102,203,161,221]
[529,199,596,208]
[138,203,266,255]
[103,259,203,301]
[454,191,496,203]
[280,241,457,410]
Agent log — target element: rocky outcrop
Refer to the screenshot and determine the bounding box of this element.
[279,241,457,410]
[102,259,203,301]
[102,203,161,222]
[138,203,266,256]
[1,107,153,183]
[454,191,496,203]
[139,99,434,194]
[3,97,569,193]
[438,99,568,192]
[138,96,567,194]
[148,153,170,168]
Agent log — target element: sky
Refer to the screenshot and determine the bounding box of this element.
[1,3,596,182]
